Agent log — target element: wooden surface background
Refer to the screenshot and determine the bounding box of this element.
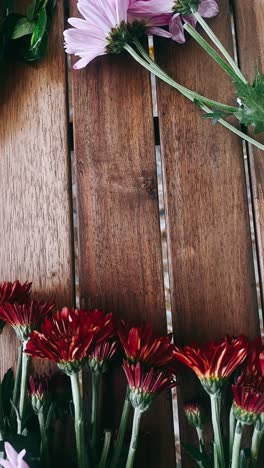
[1,0,264,466]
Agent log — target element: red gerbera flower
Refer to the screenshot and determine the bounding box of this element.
[0,280,32,305]
[117,321,173,367]
[173,336,248,394]
[86,310,118,373]
[25,307,100,374]
[0,300,55,342]
[232,371,264,425]
[184,402,207,429]
[123,360,176,412]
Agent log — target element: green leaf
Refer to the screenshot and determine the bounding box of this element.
[234,69,264,134]
[183,443,213,468]
[30,7,47,49]
[24,29,48,61]
[27,0,42,21]
[11,17,35,39]
[202,109,233,125]
[2,368,14,418]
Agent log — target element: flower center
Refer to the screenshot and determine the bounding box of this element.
[173,0,200,15]
[107,21,147,54]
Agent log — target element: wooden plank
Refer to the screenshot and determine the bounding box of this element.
[154,0,260,464]
[0,1,74,374]
[69,7,176,464]
[233,0,264,313]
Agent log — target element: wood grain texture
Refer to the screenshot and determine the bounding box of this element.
[233,0,264,313]
[0,0,74,374]
[154,0,260,464]
[69,13,176,466]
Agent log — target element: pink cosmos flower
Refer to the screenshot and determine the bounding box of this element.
[0,442,29,468]
[128,0,219,43]
[63,0,172,69]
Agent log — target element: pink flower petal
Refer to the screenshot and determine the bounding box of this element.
[169,15,186,43]
[147,26,172,38]
[199,0,219,18]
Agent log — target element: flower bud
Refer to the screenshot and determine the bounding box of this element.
[29,374,50,414]
[184,402,206,429]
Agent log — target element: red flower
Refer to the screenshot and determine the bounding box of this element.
[232,371,264,424]
[0,300,55,341]
[88,309,115,344]
[25,307,100,374]
[173,336,248,394]
[123,360,175,411]
[29,374,50,413]
[0,281,32,305]
[88,340,119,373]
[117,321,173,367]
[184,402,207,429]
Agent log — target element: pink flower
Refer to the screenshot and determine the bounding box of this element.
[63,0,172,69]
[128,0,219,43]
[0,442,29,468]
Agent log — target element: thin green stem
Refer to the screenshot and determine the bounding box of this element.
[192,11,247,84]
[231,421,244,468]
[125,407,142,468]
[91,372,100,455]
[12,345,22,410]
[18,349,30,434]
[251,420,264,466]
[98,431,112,468]
[183,23,239,82]
[133,40,238,113]
[110,390,131,468]
[125,43,264,152]
[70,372,90,468]
[196,426,204,451]
[210,395,225,468]
[229,404,236,463]
[38,410,49,468]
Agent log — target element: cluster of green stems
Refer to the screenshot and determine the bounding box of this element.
[123,10,264,152]
[190,393,264,468]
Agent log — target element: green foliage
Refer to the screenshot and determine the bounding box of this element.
[0,0,56,64]
[183,443,213,468]
[234,69,264,134]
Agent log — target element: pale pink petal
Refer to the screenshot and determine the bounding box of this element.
[73,50,106,69]
[4,444,17,465]
[147,26,172,38]
[182,14,197,28]
[199,0,219,18]
[169,15,186,43]
[128,0,173,17]
[145,13,172,27]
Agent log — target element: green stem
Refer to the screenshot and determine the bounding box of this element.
[125,43,264,152]
[196,426,204,451]
[125,407,142,468]
[192,11,247,84]
[229,404,236,463]
[70,372,90,468]
[12,345,22,410]
[91,372,100,455]
[183,23,240,82]
[133,40,237,113]
[210,395,225,468]
[18,349,30,434]
[110,390,131,468]
[98,431,112,468]
[231,421,244,468]
[38,410,49,468]
[251,420,264,466]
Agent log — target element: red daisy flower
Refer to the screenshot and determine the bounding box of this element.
[123,360,175,412]
[117,321,173,367]
[0,280,32,305]
[25,307,100,374]
[87,310,118,373]
[232,371,264,424]
[172,336,248,394]
[0,300,55,342]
